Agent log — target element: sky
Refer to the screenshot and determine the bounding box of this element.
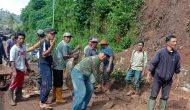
[0,0,30,15]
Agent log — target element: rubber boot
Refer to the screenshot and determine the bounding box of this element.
[56,87,66,103]
[15,87,27,101]
[8,89,16,106]
[160,99,167,110]
[147,99,156,110]
[47,86,56,104]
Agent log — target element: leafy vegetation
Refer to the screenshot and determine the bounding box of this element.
[0,9,21,31]
[21,0,143,51]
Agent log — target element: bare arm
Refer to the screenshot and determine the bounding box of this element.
[42,39,55,57]
[11,61,17,77]
[27,41,40,52]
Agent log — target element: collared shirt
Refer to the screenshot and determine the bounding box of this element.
[74,55,100,77]
[85,47,99,57]
[149,47,180,81]
[10,45,27,71]
[131,50,147,71]
[53,40,71,70]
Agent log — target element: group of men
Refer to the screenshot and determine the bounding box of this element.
[0,28,181,110]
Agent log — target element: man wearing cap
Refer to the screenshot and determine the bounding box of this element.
[125,41,147,96]
[27,29,45,92]
[84,37,99,84]
[71,51,109,110]
[100,39,114,93]
[27,29,45,52]
[85,37,99,57]
[39,28,56,109]
[51,32,80,103]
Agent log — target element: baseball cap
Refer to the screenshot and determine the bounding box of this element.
[90,38,98,43]
[36,29,44,36]
[63,32,72,37]
[46,28,57,34]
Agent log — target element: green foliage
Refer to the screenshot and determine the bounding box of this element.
[0,9,21,30]
[21,0,143,51]
[111,69,127,79]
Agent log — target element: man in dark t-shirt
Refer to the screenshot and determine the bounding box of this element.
[39,28,56,109]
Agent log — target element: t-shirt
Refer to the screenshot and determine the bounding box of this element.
[74,55,100,77]
[84,45,90,54]
[102,47,114,69]
[53,40,71,70]
[130,50,147,71]
[9,45,27,71]
[85,47,99,57]
[39,39,53,65]
[7,39,16,56]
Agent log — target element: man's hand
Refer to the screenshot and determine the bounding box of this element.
[146,71,152,83]
[50,39,56,47]
[64,72,68,79]
[106,67,111,73]
[76,45,81,50]
[142,70,145,77]
[12,71,17,78]
[175,75,180,89]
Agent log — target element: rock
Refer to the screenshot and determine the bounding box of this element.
[104,101,115,109]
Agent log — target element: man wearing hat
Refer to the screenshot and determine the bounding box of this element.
[27,29,45,52]
[85,37,99,57]
[100,39,114,93]
[71,51,109,110]
[51,32,80,103]
[39,28,56,109]
[84,37,99,84]
[27,29,45,92]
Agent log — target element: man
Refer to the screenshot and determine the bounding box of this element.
[83,38,92,55]
[27,29,45,92]
[39,28,56,109]
[125,41,147,95]
[84,38,99,84]
[85,38,99,57]
[71,50,110,110]
[52,32,80,103]
[146,35,180,110]
[6,33,16,63]
[100,39,114,93]
[0,36,7,86]
[8,32,31,106]
[27,29,45,52]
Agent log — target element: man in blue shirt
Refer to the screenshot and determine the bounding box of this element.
[147,35,180,110]
[100,39,114,93]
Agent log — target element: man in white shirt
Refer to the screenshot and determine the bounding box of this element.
[8,32,31,106]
